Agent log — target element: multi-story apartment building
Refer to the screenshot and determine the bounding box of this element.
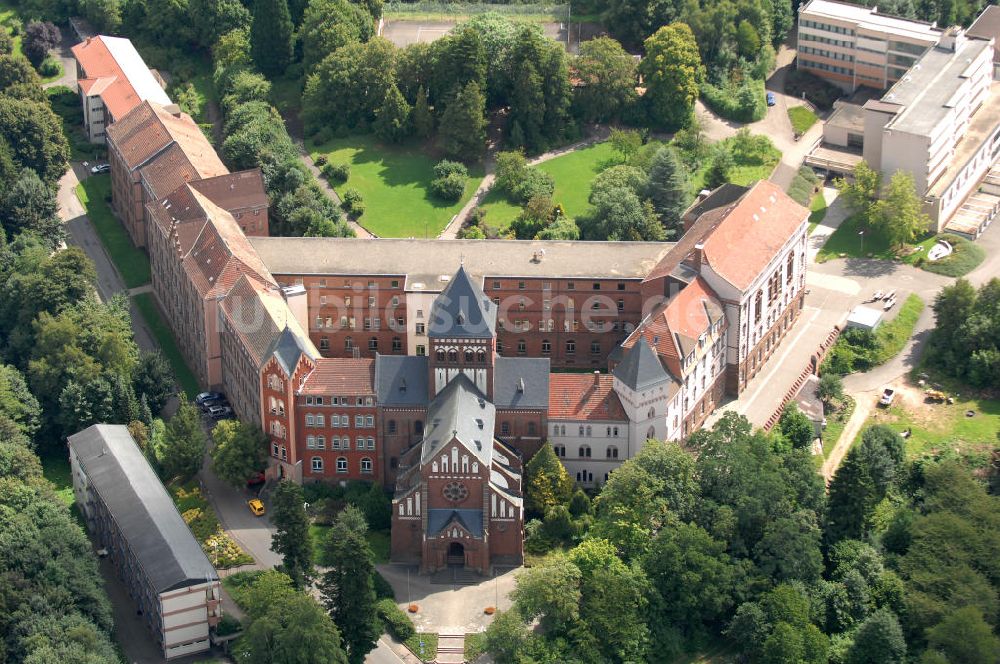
[797,0,941,91]
[71,35,172,143]
[68,425,221,659]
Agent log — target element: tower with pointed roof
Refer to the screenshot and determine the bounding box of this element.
[611,337,677,445]
[427,265,498,399]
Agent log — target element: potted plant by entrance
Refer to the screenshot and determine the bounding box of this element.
[484,607,496,615]
[408,604,419,613]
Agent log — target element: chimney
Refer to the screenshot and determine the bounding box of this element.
[593,370,601,386]
[688,242,705,272]
[163,103,183,117]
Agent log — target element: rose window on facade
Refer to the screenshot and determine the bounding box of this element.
[442,481,468,502]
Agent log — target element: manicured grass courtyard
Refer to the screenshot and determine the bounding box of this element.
[309,134,485,237]
[133,293,201,400]
[75,175,152,288]
[310,523,391,564]
[816,214,896,262]
[787,106,818,135]
[478,140,622,228]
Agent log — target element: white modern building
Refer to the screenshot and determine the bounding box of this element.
[797,0,941,91]
[68,424,222,659]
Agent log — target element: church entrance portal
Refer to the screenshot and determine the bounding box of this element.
[446,541,465,567]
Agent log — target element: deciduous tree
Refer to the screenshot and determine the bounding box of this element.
[158,399,206,479]
[0,167,63,249]
[210,419,267,488]
[639,23,703,131]
[572,36,637,123]
[524,444,573,517]
[871,170,930,248]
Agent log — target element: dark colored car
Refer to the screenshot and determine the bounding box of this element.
[195,391,224,406]
[247,472,266,488]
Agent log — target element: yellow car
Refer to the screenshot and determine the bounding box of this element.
[248,498,265,516]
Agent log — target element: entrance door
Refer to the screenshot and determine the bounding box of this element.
[446,541,465,567]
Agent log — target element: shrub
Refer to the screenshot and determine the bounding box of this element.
[342,188,364,215]
[38,57,60,78]
[23,21,60,67]
[513,168,555,204]
[700,77,766,123]
[216,613,242,636]
[377,598,416,641]
[433,159,468,180]
[430,172,466,202]
[314,154,327,166]
[918,235,986,277]
[322,162,349,183]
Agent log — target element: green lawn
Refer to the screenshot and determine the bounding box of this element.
[478,140,622,229]
[816,214,895,262]
[133,293,201,399]
[689,135,781,195]
[75,175,152,288]
[821,395,855,460]
[787,106,818,135]
[872,294,924,365]
[905,234,986,277]
[40,452,74,506]
[862,391,999,465]
[405,633,438,663]
[808,191,827,234]
[309,134,484,237]
[0,0,23,57]
[310,523,391,564]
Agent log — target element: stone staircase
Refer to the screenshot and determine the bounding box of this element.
[428,567,484,586]
[435,632,465,664]
[763,325,842,432]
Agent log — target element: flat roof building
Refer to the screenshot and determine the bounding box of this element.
[68,424,222,659]
[797,0,941,91]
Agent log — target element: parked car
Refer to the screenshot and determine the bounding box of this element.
[766,92,776,107]
[879,388,896,407]
[207,405,233,419]
[247,471,266,488]
[248,498,265,516]
[200,397,228,411]
[195,391,224,406]
[90,163,110,174]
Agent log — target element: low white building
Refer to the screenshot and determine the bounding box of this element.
[68,424,222,659]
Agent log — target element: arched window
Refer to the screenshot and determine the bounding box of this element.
[554,444,565,457]
[361,457,373,473]
[448,350,458,362]
[306,414,314,426]
[607,445,619,459]
[369,337,378,351]
[344,336,354,350]
[315,414,324,427]
[436,349,445,362]
[579,445,591,458]
[465,349,474,362]
[477,350,486,363]
[541,339,551,354]
[585,426,592,437]
[336,457,348,473]
[307,435,316,449]
[647,407,655,418]
[311,457,324,472]
[647,426,655,440]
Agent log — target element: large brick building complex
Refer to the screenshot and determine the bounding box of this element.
[96,70,809,571]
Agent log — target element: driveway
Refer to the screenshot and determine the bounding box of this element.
[43,28,78,90]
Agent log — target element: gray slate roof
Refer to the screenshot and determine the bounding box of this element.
[613,337,672,391]
[427,508,484,538]
[428,266,497,339]
[375,355,429,406]
[268,325,314,375]
[421,373,494,467]
[68,424,218,593]
[493,357,550,410]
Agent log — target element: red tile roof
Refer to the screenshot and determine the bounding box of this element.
[106,101,225,176]
[299,358,376,396]
[701,180,808,291]
[548,373,627,421]
[625,277,725,374]
[71,36,170,121]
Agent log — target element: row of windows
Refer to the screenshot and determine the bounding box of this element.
[498,421,538,436]
[319,336,404,353]
[889,40,928,56]
[386,420,424,435]
[493,280,628,291]
[800,18,854,36]
[799,45,854,62]
[798,32,852,48]
[436,349,489,363]
[306,436,375,450]
[799,58,852,75]
[294,279,401,290]
[553,444,620,459]
[311,456,373,473]
[501,317,625,333]
[304,414,375,428]
[304,396,373,406]
[551,425,621,437]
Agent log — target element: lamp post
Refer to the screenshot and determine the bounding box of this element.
[858,229,865,255]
